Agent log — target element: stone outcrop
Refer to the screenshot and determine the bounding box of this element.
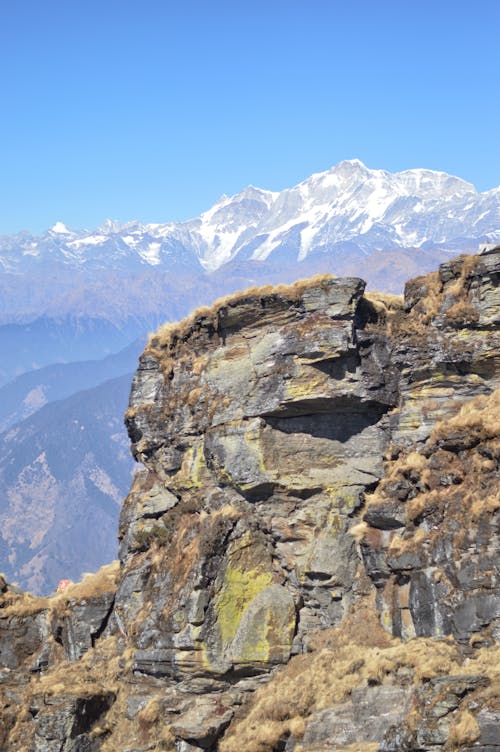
[0,247,499,751]
[119,275,396,676]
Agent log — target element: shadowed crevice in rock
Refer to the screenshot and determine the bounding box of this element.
[264,401,390,442]
[233,481,276,502]
[90,594,116,649]
[308,350,361,379]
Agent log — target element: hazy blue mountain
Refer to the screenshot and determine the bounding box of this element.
[0,338,144,431]
[0,373,134,594]
[0,315,147,387]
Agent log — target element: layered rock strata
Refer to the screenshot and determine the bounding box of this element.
[0,247,499,752]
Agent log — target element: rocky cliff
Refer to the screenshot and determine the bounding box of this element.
[0,246,499,752]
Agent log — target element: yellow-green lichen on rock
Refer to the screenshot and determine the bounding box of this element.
[214,562,273,647]
[201,531,296,671]
[230,583,296,665]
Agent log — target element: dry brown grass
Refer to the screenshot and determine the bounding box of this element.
[137,698,161,724]
[440,255,481,330]
[443,299,480,327]
[401,451,428,471]
[55,561,119,601]
[447,709,480,748]
[98,693,176,752]
[148,274,335,352]
[30,657,178,752]
[430,389,500,447]
[445,254,479,297]
[404,270,442,326]
[359,389,500,549]
[358,449,428,528]
[362,291,405,335]
[34,635,130,698]
[221,635,500,752]
[0,588,50,618]
[349,520,369,543]
[219,629,464,752]
[388,253,481,339]
[4,637,129,751]
[364,291,404,312]
[0,561,120,620]
[124,402,153,419]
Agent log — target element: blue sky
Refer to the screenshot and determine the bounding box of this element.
[1,0,498,234]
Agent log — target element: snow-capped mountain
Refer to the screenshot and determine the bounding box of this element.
[1,160,499,277]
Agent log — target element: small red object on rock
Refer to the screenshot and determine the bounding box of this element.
[56,579,71,592]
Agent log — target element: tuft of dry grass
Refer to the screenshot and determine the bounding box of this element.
[56,561,119,601]
[364,291,404,313]
[440,254,481,330]
[137,698,161,725]
[349,520,369,543]
[447,709,480,748]
[430,390,500,448]
[362,291,405,335]
[147,274,335,351]
[34,635,130,699]
[405,270,442,326]
[0,561,120,620]
[48,561,120,618]
[445,254,480,297]
[443,299,480,327]
[0,588,50,618]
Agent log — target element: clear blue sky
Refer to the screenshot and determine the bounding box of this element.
[1,0,498,234]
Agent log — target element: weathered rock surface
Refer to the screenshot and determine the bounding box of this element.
[0,248,499,752]
[113,276,398,686]
[299,685,413,748]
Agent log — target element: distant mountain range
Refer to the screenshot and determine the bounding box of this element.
[2,160,499,277]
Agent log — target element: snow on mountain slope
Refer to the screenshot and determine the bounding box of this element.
[1,160,499,275]
[185,185,279,271]
[245,161,495,262]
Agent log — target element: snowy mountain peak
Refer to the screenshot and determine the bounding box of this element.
[396,168,475,199]
[330,158,369,174]
[339,158,366,167]
[98,219,123,234]
[50,221,74,235]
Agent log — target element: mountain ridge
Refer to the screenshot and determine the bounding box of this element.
[0,337,143,431]
[2,160,499,277]
[0,373,134,594]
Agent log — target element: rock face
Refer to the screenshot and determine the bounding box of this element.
[120,275,396,675]
[0,248,499,752]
